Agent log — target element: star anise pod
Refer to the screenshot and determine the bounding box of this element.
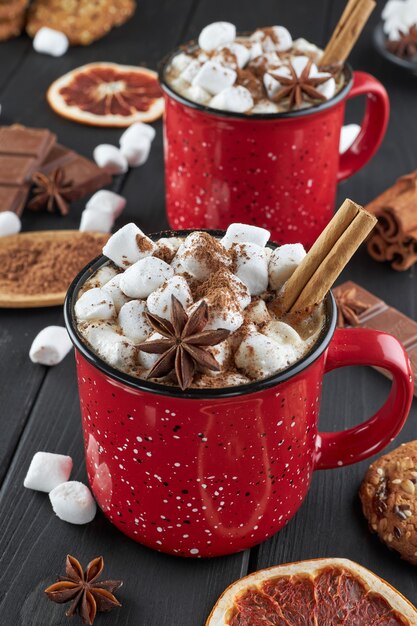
[271,59,329,110]
[138,296,231,390]
[45,555,122,625]
[335,287,371,327]
[28,168,74,216]
[386,25,417,59]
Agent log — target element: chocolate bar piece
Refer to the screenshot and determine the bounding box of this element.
[39,144,112,201]
[0,125,56,215]
[333,281,417,396]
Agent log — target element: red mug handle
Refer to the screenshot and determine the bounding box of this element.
[315,327,413,470]
[337,71,390,182]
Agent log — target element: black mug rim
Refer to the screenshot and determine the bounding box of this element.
[64,229,337,400]
[158,40,353,121]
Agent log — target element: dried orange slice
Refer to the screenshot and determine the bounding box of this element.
[207,558,417,625]
[47,62,164,127]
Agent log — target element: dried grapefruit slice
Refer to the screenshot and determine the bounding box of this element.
[207,558,417,625]
[47,62,164,127]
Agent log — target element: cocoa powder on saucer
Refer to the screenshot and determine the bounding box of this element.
[0,233,108,295]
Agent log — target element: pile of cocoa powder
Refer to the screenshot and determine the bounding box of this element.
[0,233,108,295]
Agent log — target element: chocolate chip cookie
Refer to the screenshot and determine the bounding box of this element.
[360,441,417,564]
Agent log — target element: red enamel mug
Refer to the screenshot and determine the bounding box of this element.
[64,231,413,558]
[160,59,389,249]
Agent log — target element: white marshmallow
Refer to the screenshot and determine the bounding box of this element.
[24,451,73,493]
[251,100,280,114]
[49,481,97,525]
[29,326,73,365]
[83,324,136,369]
[316,75,336,100]
[33,27,69,57]
[119,121,156,146]
[234,242,269,296]
[221,223,270,248]
[339,124,361,154]
[263,65,292,99]
[193,61,237,95]
[244,299,271,325]
[170,52,194,73]
[235,332,294,379]
[262,320,303,349]
[118,300,152,344]
[138,332,163,370]
[120,135,151,167]
[101,274,130,311]
[85,265,119,289]
[205,339,232,375]
[210,86,253,113]
[184,85,211,105]
[75,288,115,321]
[292,55,318,77]
[103,223,156,268]
[214,43,251,69]
[170,255,185,274]
[86,190,126,220]
[79,208,113,233]
[249,42,263,60]
[176,231,231,280]
[93,144,128,175]
[181,59,202,84]
[120,256,174,298]
[268,243,306,290]
[198,21,236,52]
[292,37,323,61]
[0,211,21,237]
[153,237,183,261]
[271,25,293,51]
[197,291,244,333]
[147,275,193,320]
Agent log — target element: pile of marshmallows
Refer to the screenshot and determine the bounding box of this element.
[75,223,310,382]
[24,451,96,525]
[168,22,334,113]
[383,0,417,40]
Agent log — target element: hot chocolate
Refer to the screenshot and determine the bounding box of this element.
[164,22,345,114]
[74,223,324,389]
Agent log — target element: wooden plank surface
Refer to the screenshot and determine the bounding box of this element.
[0,0,416,624]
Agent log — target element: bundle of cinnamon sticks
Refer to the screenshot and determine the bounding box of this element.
[366,171,417,271]
[321,0,376,66]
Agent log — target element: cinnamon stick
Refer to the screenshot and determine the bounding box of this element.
[282,199,377,312]
[321,0,376,66]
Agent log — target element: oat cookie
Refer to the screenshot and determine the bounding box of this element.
[26,0,136,46]
[360,441,417,564]
[0,0,27,21]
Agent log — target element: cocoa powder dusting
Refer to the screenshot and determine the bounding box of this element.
[0,234,108,295]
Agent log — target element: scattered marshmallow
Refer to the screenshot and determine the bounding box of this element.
[79,208,113,233]
[0,211,21,237]
[24,451,73,493]
[119,256,174,298]
[101,274,130,311]
[86,190,126,220]
[339,124,361,154]
[268,243,306,290]
[83,324,136,369]
[221,223,270,249]
[74,288,115,321]
[118,300,152,344]
[29,326,72,365]
[120,122,156,146]
[210,85,254,113]
[93,144,128,175]
[147,275,193,320]
[193,61,237,95]
[235,332,293,379]
[120,135,151,167]
[33,27,69,57]
[103,223,156,268]
[49,481,97,525]
[176,231,231,280]
[198,21,236,52]
[234,242,269,296]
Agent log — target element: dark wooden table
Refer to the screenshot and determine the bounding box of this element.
[0,1,416,624]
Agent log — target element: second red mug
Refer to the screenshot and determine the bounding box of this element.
[160,60,389,249]
[64,231,413,558]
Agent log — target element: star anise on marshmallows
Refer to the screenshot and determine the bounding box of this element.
[138,296,231,390]
[45,555,122,625]
[272,59,329,110]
